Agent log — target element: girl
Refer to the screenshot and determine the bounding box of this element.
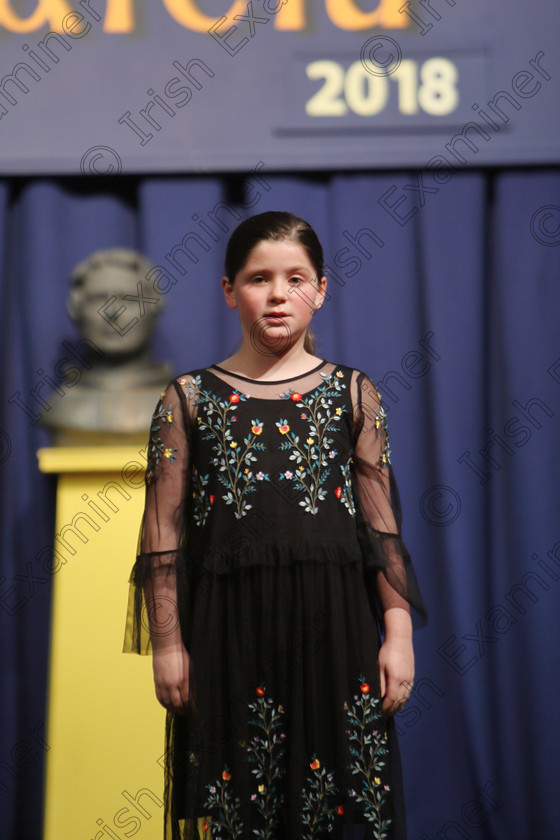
[124,211,427,840]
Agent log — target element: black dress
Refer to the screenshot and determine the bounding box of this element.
[124,360,427,840]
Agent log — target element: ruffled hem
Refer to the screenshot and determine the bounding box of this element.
[124,534,426,655]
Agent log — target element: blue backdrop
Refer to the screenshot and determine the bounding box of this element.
[1,168,560,840]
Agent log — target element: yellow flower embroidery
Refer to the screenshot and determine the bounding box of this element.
[230,441,238,448]
[278,424,290,434]
[335,407,343,415]
[374,776,381,785]
[306,437,314,445]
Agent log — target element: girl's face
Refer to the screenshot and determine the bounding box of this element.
[222,239,327,353]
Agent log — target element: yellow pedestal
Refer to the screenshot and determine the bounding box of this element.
[38,446,165,840]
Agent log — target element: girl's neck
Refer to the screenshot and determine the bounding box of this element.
[216,345,324,382]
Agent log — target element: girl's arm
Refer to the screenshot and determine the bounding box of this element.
[351,371,427,715]
[134,380,191,715]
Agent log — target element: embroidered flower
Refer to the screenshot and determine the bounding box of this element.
[360,682,370,695]
[256,472,266,480]
[229,393,241,403]
[258,784,266,793]
[335,407,343,415]
[277,421,290,434]
[284,470,293,479]
[251,420,263,435]
[329,451,336,458]
[222,769,231,781]
[374,777,381,786]
[163,448,174,459]
[334,487,342,499]
[310,758,321,770]
[337,805,344,815]
[306,437,314,445]
[209,495,215,505]
[230,441,238,448]
[256,686,265,697]
[336,371,344,378]
[290,392,302,401]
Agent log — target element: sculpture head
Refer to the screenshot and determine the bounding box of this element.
[67,248,163,357]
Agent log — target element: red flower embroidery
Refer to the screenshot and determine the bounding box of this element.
[229,393,240,403]
[290,392,302,401]
[222,769,231,780]
[337,805,345,815]
[334,486,342,499]
[203,821,209,832]
[256,686,265,697]
[360,682,370,695]
[209,495,215,505]
[310,758,321,770]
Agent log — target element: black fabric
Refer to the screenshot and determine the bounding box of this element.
[125,362,426,839]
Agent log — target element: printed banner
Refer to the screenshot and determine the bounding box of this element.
[0,0,558,174]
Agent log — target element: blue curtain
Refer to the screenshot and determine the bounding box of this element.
[1,169,559,840]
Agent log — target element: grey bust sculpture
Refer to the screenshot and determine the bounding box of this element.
[41,248,173,443]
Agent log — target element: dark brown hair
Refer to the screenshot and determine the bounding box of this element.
[224,211,324,353]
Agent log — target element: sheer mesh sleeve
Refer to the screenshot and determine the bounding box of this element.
[123,379,191,654]
[351,371,427,628]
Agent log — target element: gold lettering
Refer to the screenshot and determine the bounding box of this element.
[325,0,408,30]
[0,0,72,32]
[162,0,247,33]
[104,0,135,33]
[275,0,305,30]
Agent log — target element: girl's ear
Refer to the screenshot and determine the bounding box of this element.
[221,276,237,310]
[313,275,328,311]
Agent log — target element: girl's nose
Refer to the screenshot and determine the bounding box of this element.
[268,279,288,301]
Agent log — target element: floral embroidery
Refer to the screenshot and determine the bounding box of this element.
[187,376,270,520]
[192,467,211,527]
[146,393,176,485]
[203,766,243,839]
[246,686,286,838]
[374,404,391,469]
[277,370,349,515]
[202,681,392,839]
[345,678,392,839]
[301,757,338,839]
[338,459,356,516]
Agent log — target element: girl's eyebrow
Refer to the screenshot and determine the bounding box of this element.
[246,265,312,275]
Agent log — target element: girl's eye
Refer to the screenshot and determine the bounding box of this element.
[251,276,265,284]
[289,276,303,285]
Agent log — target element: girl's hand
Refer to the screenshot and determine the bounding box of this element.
[378,607,415,716]
[152,645,190,715]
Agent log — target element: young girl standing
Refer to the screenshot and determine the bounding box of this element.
[124,211,427,840]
